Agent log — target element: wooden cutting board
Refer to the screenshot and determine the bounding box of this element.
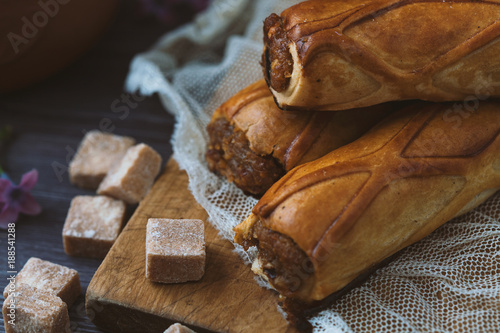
[86,158,296,333]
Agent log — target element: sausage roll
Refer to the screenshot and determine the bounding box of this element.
[206,79,394,196]
[263,0,500,111]
[235,101,500,305]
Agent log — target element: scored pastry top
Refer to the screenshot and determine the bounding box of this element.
[263,0,500,110]
[252,102,500,293]
[234,101,500,303]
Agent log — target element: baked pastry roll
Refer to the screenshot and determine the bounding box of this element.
[206,79,394,196]
[263,0,500,111]
[235,101,500,305]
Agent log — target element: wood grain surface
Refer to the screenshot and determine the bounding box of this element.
[86,159,295,333]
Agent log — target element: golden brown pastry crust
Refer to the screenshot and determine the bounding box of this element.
[206,80,394,195]
[263,0,500,111]
[235,101,500,303]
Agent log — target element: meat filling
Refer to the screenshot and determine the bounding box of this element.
[252,220,314,296]
[262,13,293,92]
[206,117,285,196]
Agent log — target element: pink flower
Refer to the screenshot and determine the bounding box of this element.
[0,169,42,229]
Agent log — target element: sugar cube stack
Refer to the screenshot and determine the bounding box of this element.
[3,285,71,333]
[69,130,135,189]
[97,143,162,204]
[2,258,79,333]
[3,257,81,307]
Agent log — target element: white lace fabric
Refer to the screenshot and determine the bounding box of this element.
[125,1,500,331]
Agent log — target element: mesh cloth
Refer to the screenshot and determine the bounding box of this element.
[125,1,500,331]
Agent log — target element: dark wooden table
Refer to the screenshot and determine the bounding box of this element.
[0,1,185,332]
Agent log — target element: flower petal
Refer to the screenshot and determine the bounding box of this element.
[19,193,42,216]
[20,169,38,191]
[0,178,12,198]
[0,206,19,229]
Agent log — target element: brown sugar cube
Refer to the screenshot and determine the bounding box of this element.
[2,284,70,333]
[97,143,162,204]
[164,323,197,333]
[3,258,81,308]
[62,195,126,259]
[146,219,205,283]
[69,130,135,189]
